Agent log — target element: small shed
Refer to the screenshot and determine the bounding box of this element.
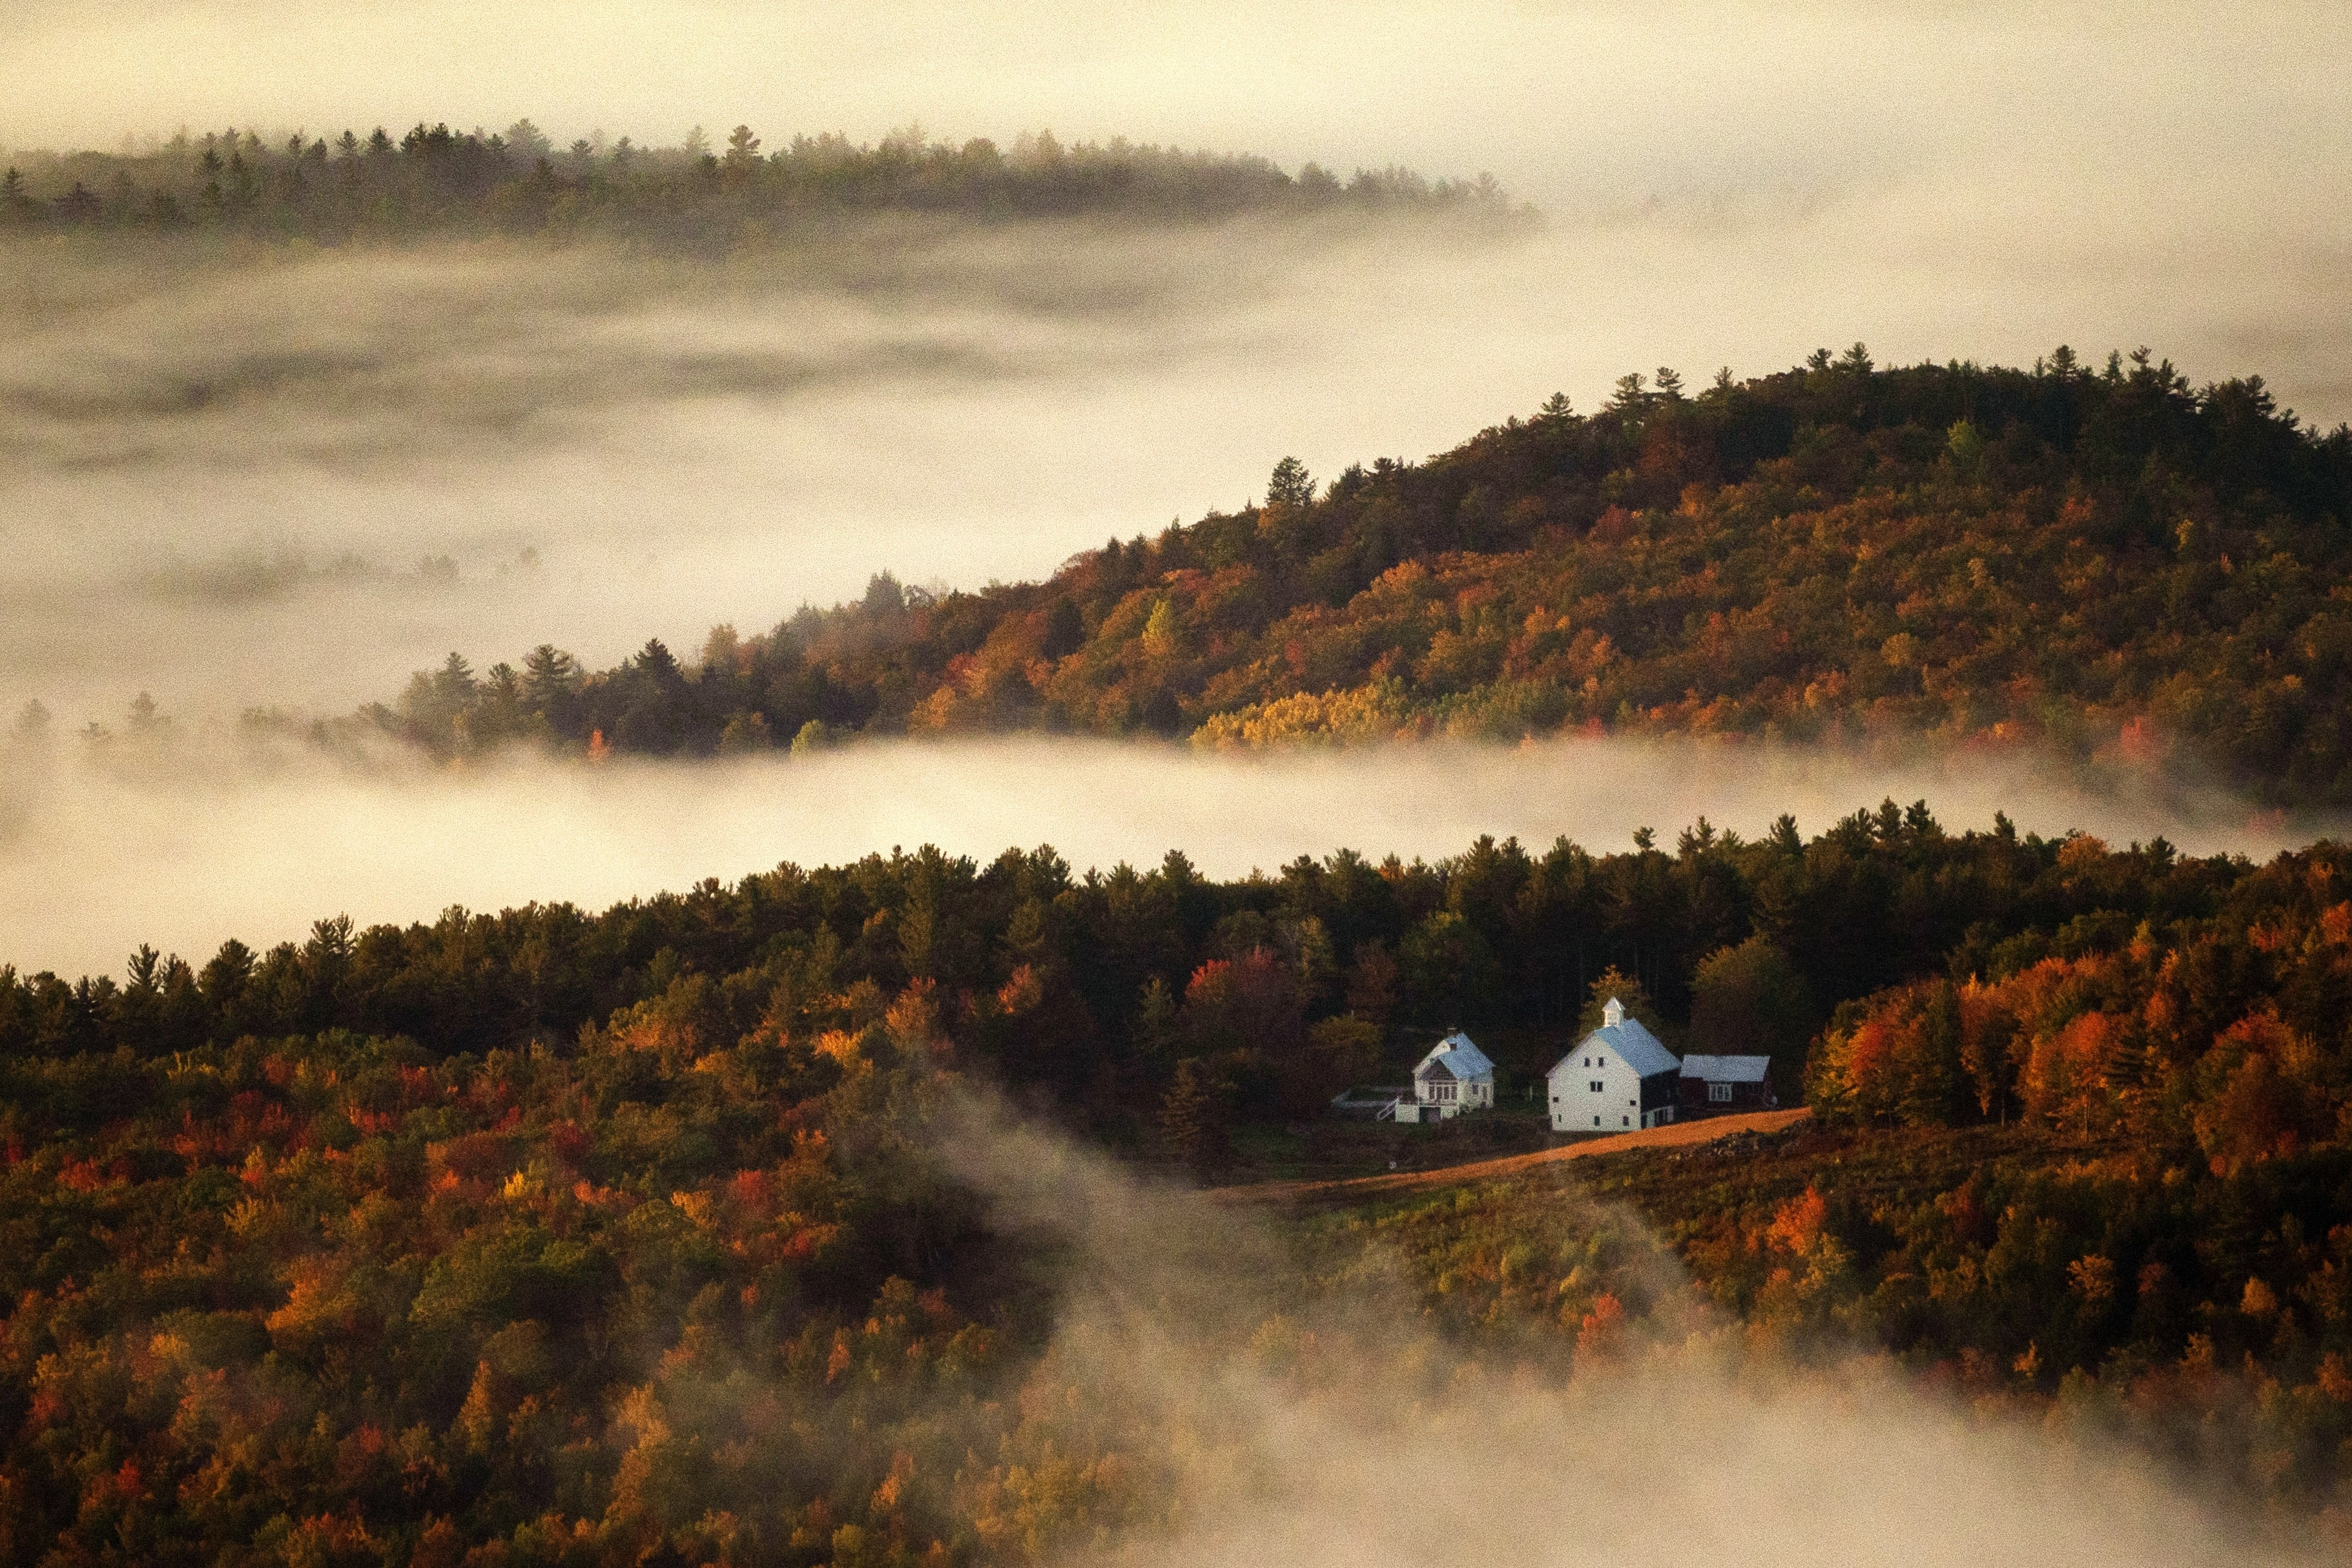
[1546,998,1680,1133]
[1678,1055,1777,1114]
[1396,1031,1495,1124]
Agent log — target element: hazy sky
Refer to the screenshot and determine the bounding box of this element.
[9,3,2347,216]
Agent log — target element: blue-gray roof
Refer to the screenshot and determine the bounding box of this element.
[1680,1054,1771,1083]
[1549,1015,1680,1079]
[1415,1031,1494,1083]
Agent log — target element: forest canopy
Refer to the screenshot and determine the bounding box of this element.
[16,812,2352,1557]
[344,347,2352,805]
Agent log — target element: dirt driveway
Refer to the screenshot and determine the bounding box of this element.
[1215,1108,1811,1206]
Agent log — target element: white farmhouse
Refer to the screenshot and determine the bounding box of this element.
[1547,998,1680,1133]
[1393,1031,1495,1124]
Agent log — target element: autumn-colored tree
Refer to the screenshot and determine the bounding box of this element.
[2191,1011,2337,1175]
[1181,949,1302,1060]
[1576,965,1663,1038]
[2018,1009,2130,1133]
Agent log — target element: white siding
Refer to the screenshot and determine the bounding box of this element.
[1547,1043,1647,1133]
[1408,1058,1494,1119]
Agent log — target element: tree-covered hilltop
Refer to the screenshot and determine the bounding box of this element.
[0,121,1523,247]
[367,346,2352,803]
[17,815,2352,1554]
[5,802,2340,1153]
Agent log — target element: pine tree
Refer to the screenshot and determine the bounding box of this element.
[1159,1057,1230,1175]
[1264,455,1314,510]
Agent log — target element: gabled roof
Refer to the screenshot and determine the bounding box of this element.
[1680,1054,1771,1083]
[1414,1031,1494,1082]
[1549,1013,1680,1079]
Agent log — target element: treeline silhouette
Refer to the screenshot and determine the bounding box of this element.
[0,121,1523,247]
[364,346,2352,803]
[14,813,2352,1554]
[0,803,2322,1148]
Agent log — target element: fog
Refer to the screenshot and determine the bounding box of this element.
[8,3,2346,227]
[0,731,2327,983]
[6,192,2349,732]
[940,1101,2313,1567]
[4,8,2344,1556]
[4,0,2349,734]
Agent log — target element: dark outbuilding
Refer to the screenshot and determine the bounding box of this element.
[1678,1054,1777,1115]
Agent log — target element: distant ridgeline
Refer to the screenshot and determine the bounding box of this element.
[0,121,1524,243]
[360,347,2352,804]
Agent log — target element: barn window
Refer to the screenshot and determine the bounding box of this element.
[1709,1082,1733,1104]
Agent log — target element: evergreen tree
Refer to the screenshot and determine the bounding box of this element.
[1159,1057,1231,1175]
[1265,455,1314,509]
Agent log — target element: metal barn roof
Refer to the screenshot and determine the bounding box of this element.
[1549,1013,1680,1080]
[1679,1054,1772,1083]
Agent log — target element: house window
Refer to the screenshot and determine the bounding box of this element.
[1621,1116,1630,1127]
[1592,1116,1600,1128]
[1589,1080,1602,1093]
[1709,1082,1733,1104]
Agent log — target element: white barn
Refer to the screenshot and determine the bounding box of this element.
[1547,998,1680,1133]
[1394,1031,1495,1124]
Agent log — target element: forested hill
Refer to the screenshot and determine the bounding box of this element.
[365,346,2352,805]
[22,815,2352,1554]
[0,123,1522,246]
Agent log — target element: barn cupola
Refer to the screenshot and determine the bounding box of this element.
[1603,997,1625,1028]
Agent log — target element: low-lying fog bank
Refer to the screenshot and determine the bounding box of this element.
[0,732,2329,982]
[6,153,2349,733]
[944,1106,2316,1568]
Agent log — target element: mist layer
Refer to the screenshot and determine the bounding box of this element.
[944,1106,2313,1568]
[0,732,2323,983]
